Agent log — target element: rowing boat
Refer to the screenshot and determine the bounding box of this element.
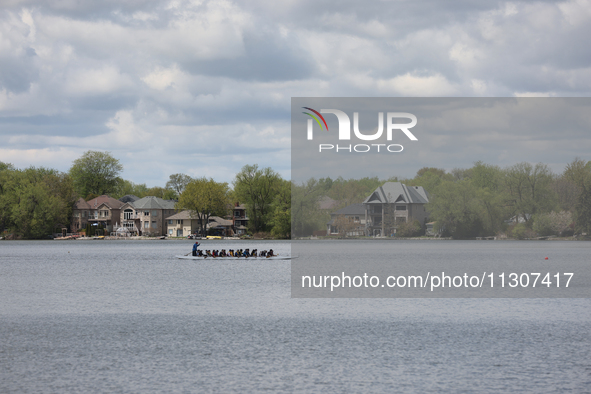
[175,255,293,260]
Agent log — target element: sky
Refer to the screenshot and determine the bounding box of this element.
[1,0,591,186]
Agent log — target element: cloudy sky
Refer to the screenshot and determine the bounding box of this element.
[1,0,590,186]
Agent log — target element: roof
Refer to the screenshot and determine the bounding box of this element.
[73,197,91,210]
[131,196,176,210]
[207,216,233,227]
[318,196,339,210]
[119,195,140,203]
[167,210,199,220]
[87,195,125,209]
[363,182,429,205]
[332,203,365,216]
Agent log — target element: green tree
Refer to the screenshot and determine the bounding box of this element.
[292,178,329,237]
[177,177,229,237]
[270,179,291,238]
[69,151,123,197]
[396,220,423,237]
[0,167,75,238]
[146,186,177,200]
[427,180,484,239]
[233,164,282,233]
[563,158,591,234]
[503,162,556,223]
[113,179,148,199]
[166,174,193,195]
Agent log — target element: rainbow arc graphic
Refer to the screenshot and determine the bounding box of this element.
[302,107,329,131]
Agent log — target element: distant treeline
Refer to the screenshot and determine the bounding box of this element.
[291,159,591,239]
[3,154,590,240]
[0,152,289,239]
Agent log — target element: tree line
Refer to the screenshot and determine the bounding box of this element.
[291,159,591,239]
[3,150,590,240]
[0,151,290,239]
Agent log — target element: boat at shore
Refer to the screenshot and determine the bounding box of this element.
[175,255,293,260]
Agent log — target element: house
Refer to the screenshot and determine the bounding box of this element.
[166,211,234,237]
[326,204,366,236]
[231,203,249,235]
[71,198,92,233]
[71,195,126,234]
[166,210,204,237]
[207,216,233,236]
[363,182,429,237]
[119,196,176,236]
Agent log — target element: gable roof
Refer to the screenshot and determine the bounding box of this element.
[318,196,339,210]
[73,197,91,210]
[167,210,198,220]
[87,195,125,210]
[131,196,176,210]
[362,182,429,204]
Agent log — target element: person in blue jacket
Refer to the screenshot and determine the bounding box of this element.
[192,242,200,256]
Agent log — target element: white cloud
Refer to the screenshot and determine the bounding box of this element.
[1,0,591,185]
[377,73,457,96]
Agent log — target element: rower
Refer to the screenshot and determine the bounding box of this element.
[192,241,200,256]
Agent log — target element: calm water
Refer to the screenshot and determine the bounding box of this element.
[1,240,590,393]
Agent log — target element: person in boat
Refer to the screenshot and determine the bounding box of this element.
[192,242,200,256]
[244,248,250,257]
[267,249,274,257]
[206,250,212,257]
[251,249,257,257]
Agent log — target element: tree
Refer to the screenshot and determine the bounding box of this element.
[69,151,123,198]
[270,179,291,238]
[396,220,423,237]
[233,164,282,233]
[166,174,193,195]
[333,214,357,237]
[563,158,591,234]
[113,179,149,199]
[503,162,556,223]
[146,186,177,200]
[291,178,328,237]
[0,167,75,238]
[427,180,484,239]
[177,177,229,237]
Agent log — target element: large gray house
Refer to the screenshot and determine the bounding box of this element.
[362,182,429,236]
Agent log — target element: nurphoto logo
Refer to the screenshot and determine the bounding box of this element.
[302,107,418,153]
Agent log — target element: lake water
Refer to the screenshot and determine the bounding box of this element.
[1,240,590,393]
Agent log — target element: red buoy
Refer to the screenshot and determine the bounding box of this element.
[545,257,549,260]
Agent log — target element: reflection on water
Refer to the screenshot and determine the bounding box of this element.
[1,240,590,393]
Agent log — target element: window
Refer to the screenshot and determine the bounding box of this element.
[177,219,183,225]
[168,229,173,235]
[144,211,150,216]
[152,221,157,228]
[234,211,240,217]
[152,210,158,217]
[101,210,109,217]
[144,222,149,228]
[82,211,86,217]
[395,205,406,211]
[168,220,173,225]
[124,209,133,220]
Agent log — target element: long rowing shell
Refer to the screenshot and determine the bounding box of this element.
[175,255,292,261]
